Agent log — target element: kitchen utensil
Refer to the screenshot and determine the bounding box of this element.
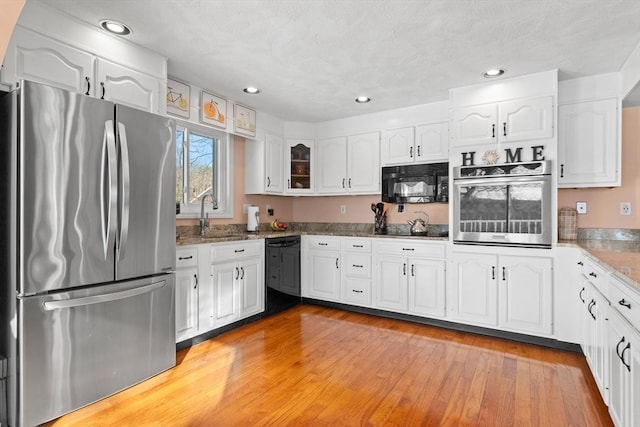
[407,211,429,236]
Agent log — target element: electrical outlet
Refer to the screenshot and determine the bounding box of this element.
[620,202,631,216]
[576,201,587,215]
[339,205,347,214]
[266,204,274,216]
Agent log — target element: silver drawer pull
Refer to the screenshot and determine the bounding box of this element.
[352,244,364,248]
[234,249,245,253]
[178,255,193,260]
[619,299,631,309]
[352,289,363,293]
[353,264,363,268]
[402,248,415,251]
[318,243,328,246]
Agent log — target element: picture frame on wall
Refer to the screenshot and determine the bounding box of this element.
[234,104,256,138]
[200,90,227,129]
[166,78,190,118]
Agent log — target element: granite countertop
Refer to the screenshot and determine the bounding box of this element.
[177,230,448,246]
[574,239,640,291]
[176,222,449,246]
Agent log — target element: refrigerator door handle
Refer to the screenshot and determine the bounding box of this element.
[43,280,166,310]
[117,122,131,260]
[102,120,118,261]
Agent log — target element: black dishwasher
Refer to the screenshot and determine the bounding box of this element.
[265,236,301,316]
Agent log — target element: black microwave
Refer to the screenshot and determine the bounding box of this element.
[382,162,449,204]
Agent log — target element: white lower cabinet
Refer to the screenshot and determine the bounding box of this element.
[342,238,373,307]
[608,308,639,427]
[302,236,342,302]
[607,275,640,427]
[374,239,446,316]
[176,247,199,342]
[175,240,264,343]
[450,251,553,336]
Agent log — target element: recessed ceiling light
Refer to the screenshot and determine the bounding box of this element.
[243,87,260,94]
[483,68,506,78]
[99,19,131,36]
[355,96,371,103]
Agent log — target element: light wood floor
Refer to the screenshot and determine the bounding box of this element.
[46,305,612,426]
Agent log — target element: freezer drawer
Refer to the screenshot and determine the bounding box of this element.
[16,275,175,427]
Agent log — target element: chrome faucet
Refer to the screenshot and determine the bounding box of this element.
[199,193,217,236]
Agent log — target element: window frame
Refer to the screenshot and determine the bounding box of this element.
[175,120,234,219]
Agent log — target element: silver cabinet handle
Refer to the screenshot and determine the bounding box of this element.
[194,274,198,289]
[85,76,91,95]
[336,258,339,269]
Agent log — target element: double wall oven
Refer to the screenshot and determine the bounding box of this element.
[452,161,552,248]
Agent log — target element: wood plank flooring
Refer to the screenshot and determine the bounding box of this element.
[45,305,612,426]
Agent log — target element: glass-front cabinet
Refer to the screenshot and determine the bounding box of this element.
[286,139,314,193]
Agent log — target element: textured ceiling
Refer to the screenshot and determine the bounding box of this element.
[32,0,640,122]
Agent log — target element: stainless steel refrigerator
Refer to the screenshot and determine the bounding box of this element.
[0,80,177,426]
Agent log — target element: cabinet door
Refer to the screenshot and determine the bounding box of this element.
[265,134,284,193]
[408,258,445,317]
[96,59,161,113]
[2,26,93,94]
[316,137,347,194]
[450,253,497,326]
[306,250,341,301]
[211,261,240,327]
[376,256,408,312]
[381,127,415,165]
[608,309,630,427]
[499,96,553,143]
[451,104,497,147]
[499,256,553,335]
[286,139,314,193]
[558,98,619,187]
[239,258,264,318]
[347,132,380,193]
[415,122,448,162]
[175,266,198,342]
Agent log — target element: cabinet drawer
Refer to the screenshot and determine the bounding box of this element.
[345,253,371,278]
[343,238,371,252]
[582,256,609,294]
[343,277,372,306]
[375,240,445,258]
[609,276,640,330]
[307,235,341,251]
[211,240,262,262]
[176,247,198,267]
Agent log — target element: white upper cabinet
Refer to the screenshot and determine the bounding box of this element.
[2,6,167,115]
[245,133,285,195]
[381,124,449,165]
[451,96,553,147]
[96,59,161,113]
[558,98,619,187]
[1,26,94,94]
[316,137,347,193]
[316,132,380,194]
[265,134,285,193]
[381,127,415,165]
[414,122,449,163]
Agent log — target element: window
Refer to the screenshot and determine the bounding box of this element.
[175,121,233,218]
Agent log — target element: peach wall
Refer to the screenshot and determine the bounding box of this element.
[292,196,448,225]
[558,106,640,229]
[0,0,25,63]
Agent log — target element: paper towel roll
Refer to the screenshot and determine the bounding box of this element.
[247,206,260,232]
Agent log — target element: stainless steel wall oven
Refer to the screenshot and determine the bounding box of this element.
[452,161,552,248]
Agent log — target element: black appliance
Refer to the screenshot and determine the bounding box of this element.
[382,162,448,204]
[265,236,301,316]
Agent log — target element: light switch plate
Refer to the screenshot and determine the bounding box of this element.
[576,201,587,214]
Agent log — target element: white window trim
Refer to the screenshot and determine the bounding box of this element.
[176,120,234,219]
